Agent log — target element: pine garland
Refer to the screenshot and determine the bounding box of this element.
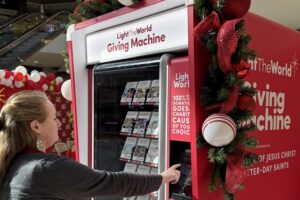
[195,0,260,199]
[65,0,141,71]
[68,0,124,25]
[61,50,70,73]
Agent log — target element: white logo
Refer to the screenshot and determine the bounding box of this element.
[248,54,298,79]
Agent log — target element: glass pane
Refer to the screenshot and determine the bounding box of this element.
[94,64,159,200]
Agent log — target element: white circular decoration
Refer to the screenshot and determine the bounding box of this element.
[40,71,47,77]
[202,114,237,147]
[14,81,24,88]
[55,76,63,84]
[118,0,136,6]
[0,70,5,78]
[61,79,72,101]
[30,72,41,83]
[15,66,27,75]
[42,84,48,91]
[0,77,5,85]
[5,79,12,87]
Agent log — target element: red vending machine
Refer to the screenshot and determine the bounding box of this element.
[67,0,300,200]
[67,1,199,199]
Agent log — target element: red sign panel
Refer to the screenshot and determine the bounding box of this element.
[168,57,191,142]
[236,13,300,200]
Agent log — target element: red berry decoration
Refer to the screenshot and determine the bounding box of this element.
[55,83,62,92]
[4,70,12,79]
[232,60,251,79]
[25,80,35,90]
[39,76,48,85]
[14,72,24,81]
[237,94,255,112]
[47,73,56,81]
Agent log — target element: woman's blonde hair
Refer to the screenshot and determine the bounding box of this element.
[0,90,49,184]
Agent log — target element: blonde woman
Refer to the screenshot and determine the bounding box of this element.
[0,91,180,200]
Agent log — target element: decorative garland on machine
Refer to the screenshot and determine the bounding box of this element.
[69,0,141,24]
[194,0,259,199]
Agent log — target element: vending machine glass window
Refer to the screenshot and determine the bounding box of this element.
[93,56,167,200]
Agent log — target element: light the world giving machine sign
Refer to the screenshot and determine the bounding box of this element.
[237,14,300,200]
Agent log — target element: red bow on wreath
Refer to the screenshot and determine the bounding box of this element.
[194,11,220,42]
[217,19,242,74]
[225,147,247,193]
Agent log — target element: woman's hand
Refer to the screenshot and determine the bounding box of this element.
[160,164,181,184]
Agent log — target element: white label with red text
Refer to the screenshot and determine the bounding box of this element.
[86,7,188,64]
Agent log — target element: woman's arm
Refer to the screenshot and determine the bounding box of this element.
[38,155,164,199]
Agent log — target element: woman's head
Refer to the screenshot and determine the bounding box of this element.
[0,90,61,150]
[0,90,62,182]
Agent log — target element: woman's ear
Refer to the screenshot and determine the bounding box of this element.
[30,120,41,135]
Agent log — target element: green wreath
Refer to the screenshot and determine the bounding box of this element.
[195,0,259,199]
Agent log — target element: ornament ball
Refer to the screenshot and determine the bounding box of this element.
[223,0,251,20]
[202,114,237,147]
[237,94,256,112]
